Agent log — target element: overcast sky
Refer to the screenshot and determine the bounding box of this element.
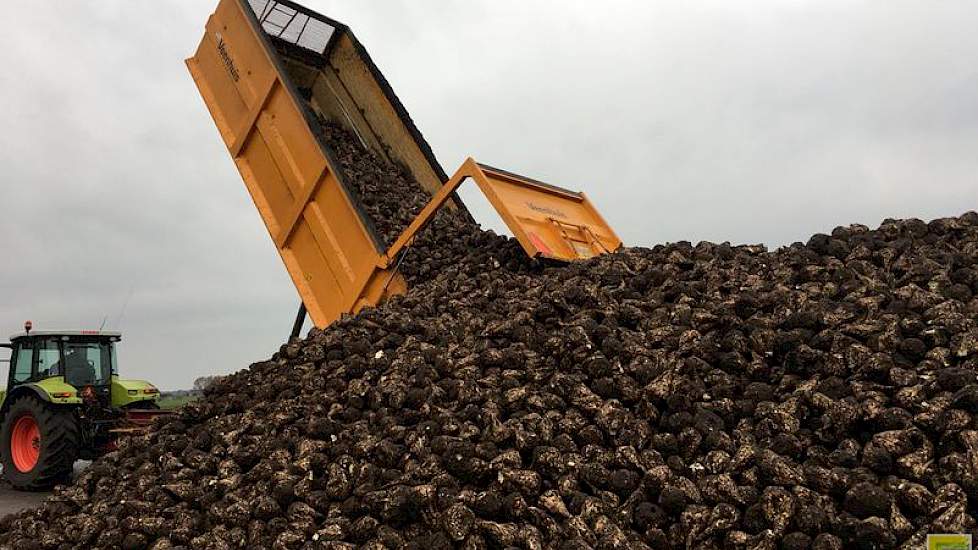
[1,1,975,389]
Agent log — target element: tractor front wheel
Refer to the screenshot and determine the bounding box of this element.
[0,396,80,491]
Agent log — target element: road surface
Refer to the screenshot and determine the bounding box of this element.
[0,461,89,517]
[0,488,48,516]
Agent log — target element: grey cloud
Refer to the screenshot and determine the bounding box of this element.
[1,1,975,388]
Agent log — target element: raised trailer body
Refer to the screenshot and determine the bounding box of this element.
[188,0,622,328]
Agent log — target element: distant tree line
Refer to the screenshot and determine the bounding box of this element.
[158,375,227,399]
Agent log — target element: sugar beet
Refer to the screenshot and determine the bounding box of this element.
[2,125,978,549]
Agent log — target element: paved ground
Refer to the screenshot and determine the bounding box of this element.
[0,461,89,517]
[0,488,48,516]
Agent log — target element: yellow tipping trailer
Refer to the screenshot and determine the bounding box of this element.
[187,0,623,329]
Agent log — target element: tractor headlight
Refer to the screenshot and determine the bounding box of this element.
[127,390,138,396]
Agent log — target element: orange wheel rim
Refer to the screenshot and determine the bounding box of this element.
[11,415,40,473]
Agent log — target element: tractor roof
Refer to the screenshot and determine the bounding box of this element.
[9,330,122,341]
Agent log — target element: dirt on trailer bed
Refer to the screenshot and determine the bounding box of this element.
[2,124,978,549]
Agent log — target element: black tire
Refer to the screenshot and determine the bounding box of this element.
[0,395,80,491]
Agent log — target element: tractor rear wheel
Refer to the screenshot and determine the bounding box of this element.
[0,395,80,491]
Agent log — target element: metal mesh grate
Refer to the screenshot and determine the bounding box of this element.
[247,0,336,55]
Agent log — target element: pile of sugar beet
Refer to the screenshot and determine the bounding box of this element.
[5,129,978,550]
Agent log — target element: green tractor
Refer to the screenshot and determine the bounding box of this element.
[0,322,166,490]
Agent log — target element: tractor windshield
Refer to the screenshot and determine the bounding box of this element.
[62,340,115,387]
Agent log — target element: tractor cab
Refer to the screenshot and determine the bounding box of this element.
[7,331,119,406]
[0,323,161,419]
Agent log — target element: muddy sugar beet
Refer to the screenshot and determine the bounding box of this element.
[2,127,978,549]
